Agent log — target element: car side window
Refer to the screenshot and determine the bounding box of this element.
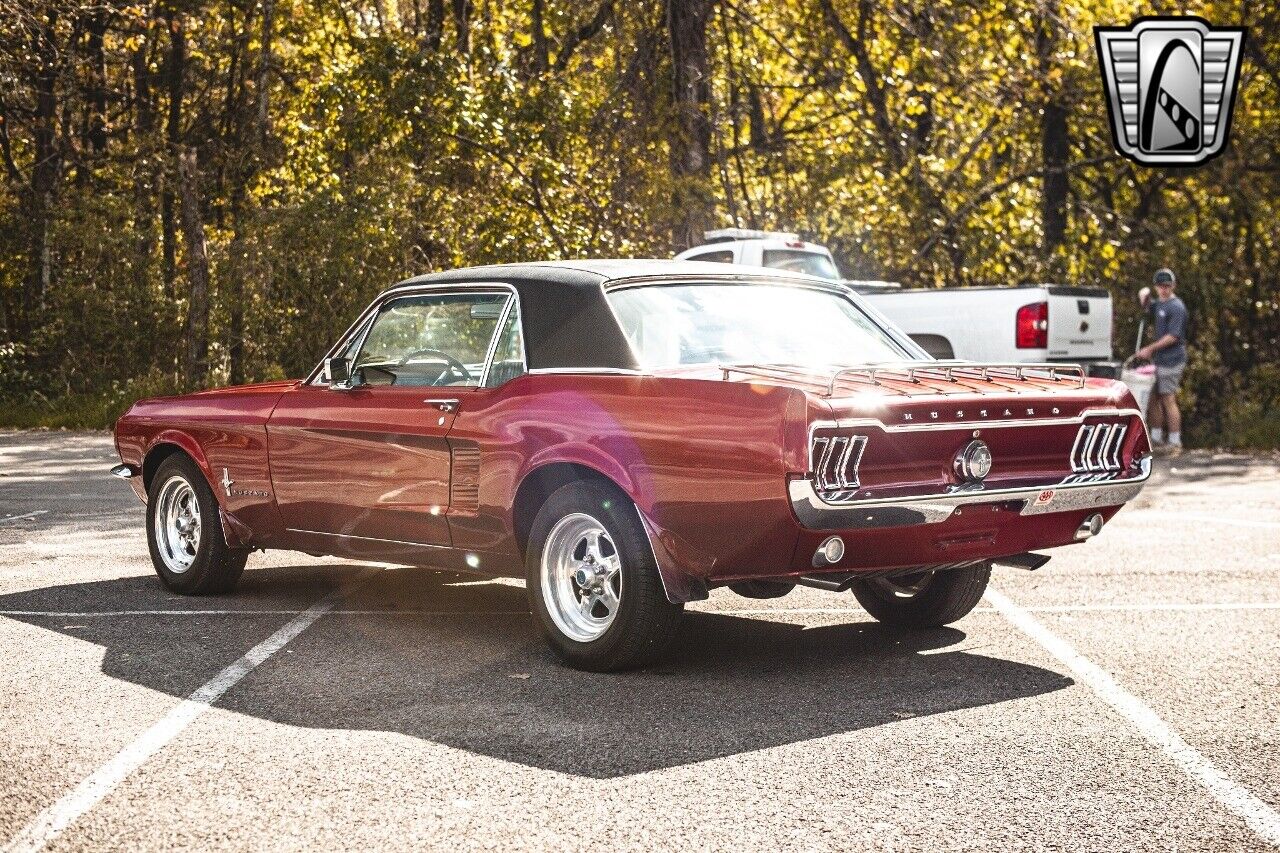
[484,300,527,388]
[352,291,509,387]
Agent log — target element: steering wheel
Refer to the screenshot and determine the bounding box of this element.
[395,348,472,384]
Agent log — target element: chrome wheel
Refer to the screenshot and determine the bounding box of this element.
[154,475,201,574]
[540,513,622,643]
[871,570,935,599]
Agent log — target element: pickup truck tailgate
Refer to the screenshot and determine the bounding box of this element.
[1047,288,1111,360]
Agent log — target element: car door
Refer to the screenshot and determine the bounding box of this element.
[266,286,514,558]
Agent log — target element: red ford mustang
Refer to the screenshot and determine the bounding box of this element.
[112,260,1151,670]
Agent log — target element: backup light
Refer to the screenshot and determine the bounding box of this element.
[815,536,845,567]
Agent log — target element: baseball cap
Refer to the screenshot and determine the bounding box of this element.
[1153,268,1176,285]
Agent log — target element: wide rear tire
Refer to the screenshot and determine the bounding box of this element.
[147,454,248,595]
[850,563,991,628]
[526,481,683,672]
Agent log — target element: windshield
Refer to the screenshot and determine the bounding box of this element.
[607,283,912,369]
[761,249,841,280]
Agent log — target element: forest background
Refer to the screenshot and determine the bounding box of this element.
[1,0,1277,446]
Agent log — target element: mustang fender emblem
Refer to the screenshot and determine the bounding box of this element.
[221,467,269,498]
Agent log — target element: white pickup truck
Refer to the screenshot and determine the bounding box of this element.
[675,230,1117,375]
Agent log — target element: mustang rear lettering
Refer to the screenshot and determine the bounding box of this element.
[112,260,1150,671]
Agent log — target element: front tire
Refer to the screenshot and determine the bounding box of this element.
[147,454,248,595]
[526,481,683,672]
[850,563,991,628]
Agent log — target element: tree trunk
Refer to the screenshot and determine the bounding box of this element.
[531,0,549,73]
[23,11,62,336]
[425,0,445,51]
[85,9,108,154]
[257,0,275,142]
[1037,8,1068,269]
[131,32,157,290]
[161,183,177,298]
[161,10,186,299]
[227,176,249,386]
[1040,100,1069,261]
[178,148,210,388]
[451,0,471,55]
[666,0,715,250]
[227,222,246,385]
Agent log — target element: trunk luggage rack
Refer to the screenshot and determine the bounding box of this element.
[719,362,1086,397]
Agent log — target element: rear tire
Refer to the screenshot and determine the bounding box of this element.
[147,454,248,595]
[526,481,683,672]
[850,563,991,628]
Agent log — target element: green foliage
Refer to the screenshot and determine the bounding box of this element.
[0,0,1276,444]
[0,371,184,430]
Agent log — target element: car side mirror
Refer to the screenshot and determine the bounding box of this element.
[325,356,352,388]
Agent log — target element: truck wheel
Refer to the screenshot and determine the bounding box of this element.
[526,481,683,672]
[850,563,991,628]
[147,454,248,595]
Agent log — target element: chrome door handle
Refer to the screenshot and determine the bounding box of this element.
[425,398,459,413]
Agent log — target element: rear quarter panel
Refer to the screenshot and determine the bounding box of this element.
[447,373,811,579]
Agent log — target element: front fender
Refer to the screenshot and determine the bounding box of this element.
[144,430,253,548]
[147,429,217,493]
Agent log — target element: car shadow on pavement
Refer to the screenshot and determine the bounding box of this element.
[0,564,1074,779]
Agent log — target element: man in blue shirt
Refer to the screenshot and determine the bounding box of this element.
[1137,268,1189,454]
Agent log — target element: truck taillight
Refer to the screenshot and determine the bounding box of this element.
[1016,301,1049,349]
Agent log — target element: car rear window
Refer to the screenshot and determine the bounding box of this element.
[607,282,910,369]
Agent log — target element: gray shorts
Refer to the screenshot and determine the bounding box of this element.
[1154,363,1185,395]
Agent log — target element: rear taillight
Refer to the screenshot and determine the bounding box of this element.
[810,432,868,493]
[1016,301,1049,349]
[1069,422,1127,472]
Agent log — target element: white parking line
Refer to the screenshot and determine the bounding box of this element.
[985,587,1280,847]
[1004,602,1280,613]
[3,572,378,853]
[0,510,48,524]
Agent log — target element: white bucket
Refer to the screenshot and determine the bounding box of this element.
[1121,360,1157,420]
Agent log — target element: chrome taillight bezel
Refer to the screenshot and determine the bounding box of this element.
[810,433,868,493]
[1070,422,1128,473]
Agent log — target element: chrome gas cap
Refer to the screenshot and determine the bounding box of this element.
[954,440,993,482]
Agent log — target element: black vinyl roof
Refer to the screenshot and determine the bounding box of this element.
[391,260,827,371]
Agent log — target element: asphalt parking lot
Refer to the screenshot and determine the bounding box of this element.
[1,431,1278,851]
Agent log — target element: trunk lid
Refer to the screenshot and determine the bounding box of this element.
[661,362,1147,498]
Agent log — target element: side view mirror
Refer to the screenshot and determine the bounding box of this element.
[325,356,352,388]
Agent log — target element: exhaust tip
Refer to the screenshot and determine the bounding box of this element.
[1075,513,1104,541]
[813,535,845,567]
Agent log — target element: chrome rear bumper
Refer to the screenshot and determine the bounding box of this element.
[788,456,1151,531]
